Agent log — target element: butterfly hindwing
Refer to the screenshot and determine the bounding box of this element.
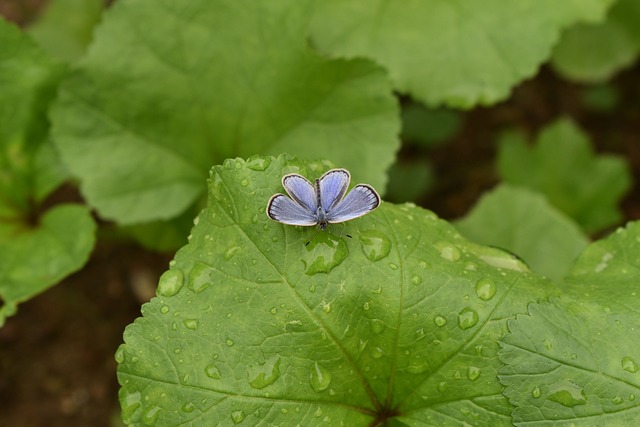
[326,184,380,223]
[266,194,318,226]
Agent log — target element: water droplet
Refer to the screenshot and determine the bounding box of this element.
[411,275,422,285]
[438,382,447,392]
[322,302,331,313]
[157,269,184,297]
[240,178,249,187]
[547,379,587,407]
[458,308,479,330]
[121,390,141,419]
[226,338,234,347]
[622,356,639,373]
[371,319,386,334]
[371,347,384,359]
[246,156,271,171]
[363,302,370,311]
[248,355,281,389]
[359,230,391,261]
[467,366,481,381]
[205,364,221,379]
[543,339,553,351]
[475,278,496,301]
[269,307,277,315]
[224,246,241,260]
[433,241,461,262]
[115,346,125,364]
[415,328,426,340]
[303,235,348,275]
[309,362,331,392]
[314,406,323,417]
[231,409,246,424]
[389,263,399,270]
[407,362,428,374]
[612,396,623,405]
[630,394,636,401]
[434,315,447,327]
[308,284,316,293]
[532,386,541,398]
[142,406,161,426]
[183,319,199,330]
[187,262,212,294]
[160,305,170,314]
[182,402,195,413]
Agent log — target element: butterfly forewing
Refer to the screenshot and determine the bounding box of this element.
[282,174,317,212]
[318,169,350,212]
[267,194,318,226]
[326,184,380,223]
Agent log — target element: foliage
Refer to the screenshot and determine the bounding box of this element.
[497,118,631,234]
[552,0,640,82]
[0,19,95,325]
[455,184,589,281]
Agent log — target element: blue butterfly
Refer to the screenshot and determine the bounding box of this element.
[266,169,380,234]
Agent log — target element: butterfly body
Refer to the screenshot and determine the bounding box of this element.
[266,168,380,232]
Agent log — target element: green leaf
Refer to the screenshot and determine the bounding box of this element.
[0,18,95,324]
[552,0,640,82]
[455,184,589,281]
[497,118,631,233]
[27,0,104,62]
[499,222,640,425]
[117,155,556,425]
[51,0,399,225]
[401,104,462,148]
[0,204,96,326]
[310,0,614,108]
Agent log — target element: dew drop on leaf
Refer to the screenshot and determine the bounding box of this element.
[269,307,277,315]
[224,245,241,260]
[303,235,348,275]
[231,410,246,424]
[411,275,422,285]
[433,241,461,262]
[157,269,184,297]
[142,406,161,426]
[371,319,385,334]
[322,302,331,313]
[115,346,126,364]
[183,319,199,330]
[547,379,587,407]
[612,396,623,405]
[532,386,541,398]
[438,382,447,393]
[225,338,234,347]
[371,347,384,359]
[187,262,212,294]
[475,278,497,301]
[543,339,553,351]
[359,229,391,261]
[622,356,639,373]
[434,315,447,327]
[309,362,331,392]
[181,402,195,413]
[415,328,426,341]
[246,156,271,171]
[458,308,479,330]
[240,178,249,187]
[363,302,370,311]
[205,364,221,379]
[467,366,481,381]
[247,355,281,389]
[160,305,169,314]
[389,263,399,270]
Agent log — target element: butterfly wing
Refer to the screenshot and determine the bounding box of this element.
[282,174,317,212]
[318,169,350,211]
[326,184,380,223]
[266,194,318,226]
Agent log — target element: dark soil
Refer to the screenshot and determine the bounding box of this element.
[1,2,639,426]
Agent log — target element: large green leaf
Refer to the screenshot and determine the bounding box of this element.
[117,155,555,425]
[0,18,96,325]
[455,185,589,281]
[499,222,640,424]
[552,0,640,82]
[51,0,399,225]
[310,0,614,108]
[497,118,631,233]
[27,0,104,62]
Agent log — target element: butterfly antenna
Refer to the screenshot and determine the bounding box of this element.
[305,229,322,246]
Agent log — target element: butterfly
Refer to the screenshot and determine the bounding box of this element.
[266,168,380,237]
